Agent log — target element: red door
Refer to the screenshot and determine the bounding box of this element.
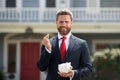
[20,42,40,80]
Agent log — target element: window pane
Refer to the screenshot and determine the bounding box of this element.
[70,0,86,7]
[6,0,16,7]
[96,43,120,51]
[46,0,55,7]
[8,44,16,73]
[23,0,39,7]
[101,0,120,7]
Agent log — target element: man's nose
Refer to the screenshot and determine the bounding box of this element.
[61,22,66,26]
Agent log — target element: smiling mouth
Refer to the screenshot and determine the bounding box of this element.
[61,28,67,31]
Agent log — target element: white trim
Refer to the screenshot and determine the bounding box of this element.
[87,0,100,8]
[4,36,19,80]
[4,33,42,80]
[92,39,120,52]
[17,42,20,80]
[0,0,3,8]
[86,0,100,14]
[40,0,45,8]
[3,36,8,73]
[56,0,70,8]
[3,0,5,8]
[17,0,22,9]
[39,0,45,22]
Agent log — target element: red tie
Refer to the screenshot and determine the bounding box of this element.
[60,37,66,61]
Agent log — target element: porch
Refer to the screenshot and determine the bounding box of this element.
[0,8,120,23]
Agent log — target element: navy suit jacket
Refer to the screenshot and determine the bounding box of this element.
[37,35,92,80]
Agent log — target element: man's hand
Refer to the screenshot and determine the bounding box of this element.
[41,34,52,51]
[58,70,74,78]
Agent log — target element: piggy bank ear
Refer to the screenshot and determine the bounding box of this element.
[67,62,71,65]
[68,62,73,69]
[69,62,71,65]
[66,62,71,66]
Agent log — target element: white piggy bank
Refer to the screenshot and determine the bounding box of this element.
[58,62,71,73]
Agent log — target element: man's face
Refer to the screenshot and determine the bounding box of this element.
[56,15,73,36]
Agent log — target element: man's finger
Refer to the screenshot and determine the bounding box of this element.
[45,34,49,39]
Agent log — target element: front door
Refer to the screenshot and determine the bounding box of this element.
[20,42,40,80]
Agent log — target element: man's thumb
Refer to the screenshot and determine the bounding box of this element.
[45,34,49,39]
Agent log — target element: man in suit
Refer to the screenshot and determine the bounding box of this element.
[37,8,92,80]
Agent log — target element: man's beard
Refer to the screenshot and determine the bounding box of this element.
[57,27,71,35]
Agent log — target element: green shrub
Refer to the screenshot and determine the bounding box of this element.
[92,48,120,80]
[0,72,4,80]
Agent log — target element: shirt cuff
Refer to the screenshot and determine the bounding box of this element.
[70,70,74,80]
[45,47,51,53]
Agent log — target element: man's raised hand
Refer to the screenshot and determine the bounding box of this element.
[41,34,52,51]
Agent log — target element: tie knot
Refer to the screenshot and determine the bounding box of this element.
[61,36,66,41]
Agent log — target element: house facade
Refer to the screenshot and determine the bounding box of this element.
[0,0,120,80]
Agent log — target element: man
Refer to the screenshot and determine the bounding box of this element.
[37,8,92,80]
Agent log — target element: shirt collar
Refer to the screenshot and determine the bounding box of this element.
[58,31,71,40]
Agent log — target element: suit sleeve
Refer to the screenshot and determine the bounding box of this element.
[72,40,93,80]
[37,45,51,71]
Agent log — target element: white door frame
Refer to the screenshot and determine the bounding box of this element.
[4,34,20,80]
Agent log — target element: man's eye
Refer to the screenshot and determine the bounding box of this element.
[60,21,63,23]
[65,21,69,23]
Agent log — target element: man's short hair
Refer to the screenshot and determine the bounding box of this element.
[56,8,73,21]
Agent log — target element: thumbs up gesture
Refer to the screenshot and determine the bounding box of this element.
[41,34,52,51]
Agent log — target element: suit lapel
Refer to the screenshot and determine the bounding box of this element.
[64,35,76,61]
[52,36,62,61]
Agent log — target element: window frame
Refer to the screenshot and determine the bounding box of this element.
[92,39,120,52]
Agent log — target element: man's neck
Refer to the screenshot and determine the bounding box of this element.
[58,31,71,39]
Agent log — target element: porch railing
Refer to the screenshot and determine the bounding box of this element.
[0,8,120,23]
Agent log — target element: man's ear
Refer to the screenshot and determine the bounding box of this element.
[71,20,73,25]
[56,20,58,25]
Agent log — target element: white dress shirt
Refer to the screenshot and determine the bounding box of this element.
[58,31,71,50]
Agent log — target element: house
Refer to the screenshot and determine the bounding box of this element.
[0,0,120,80]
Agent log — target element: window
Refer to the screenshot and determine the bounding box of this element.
[46,0,55,7]
[95,43,120,51]
[70,0,86,7]
[23,0,39,7]
[92,40,120,52]
[6,0,16,7]
[101,0,120,7]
